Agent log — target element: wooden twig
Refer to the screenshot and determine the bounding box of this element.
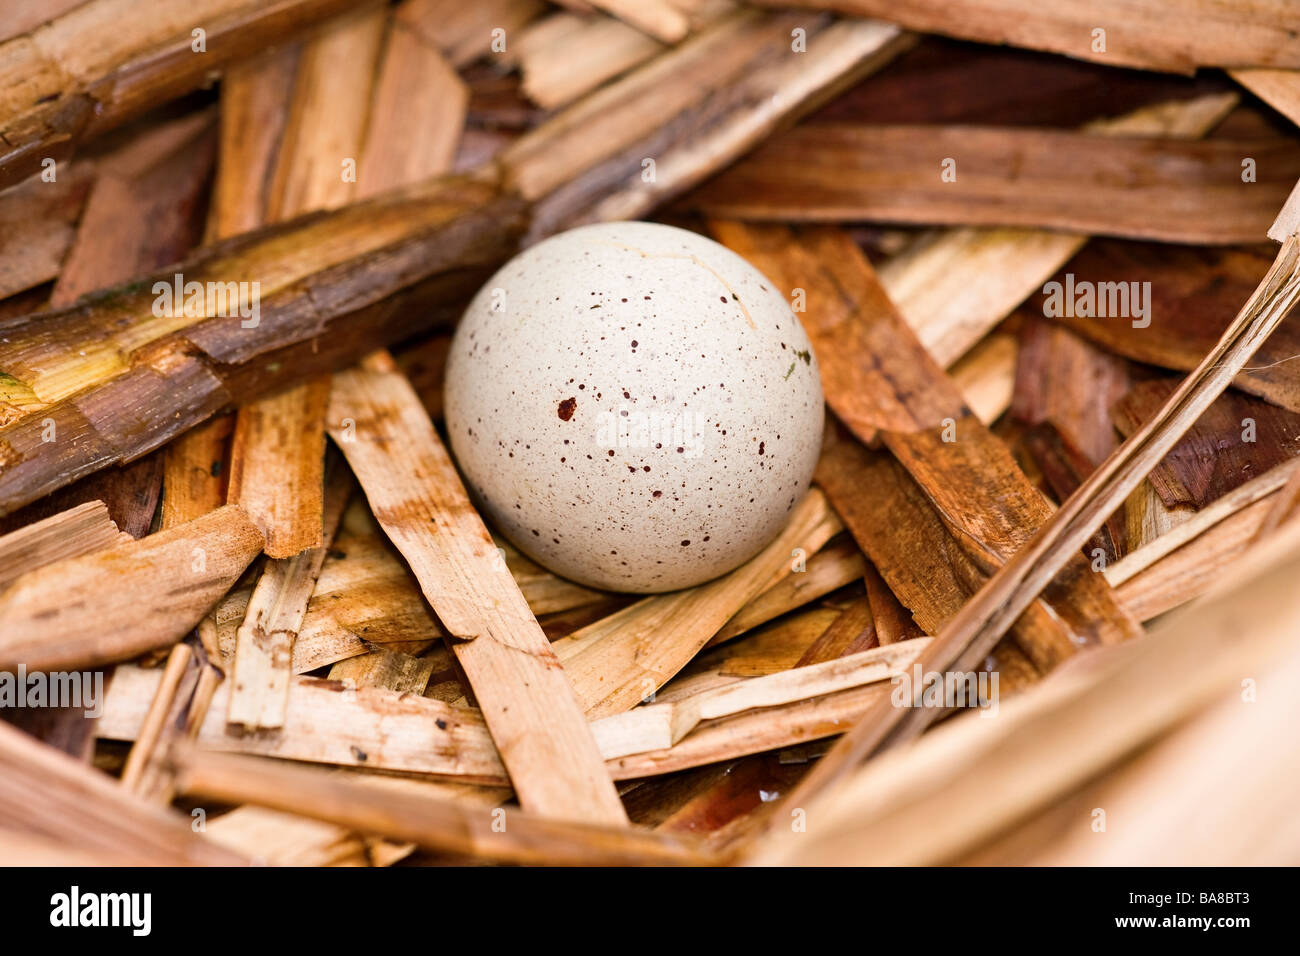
[0,172,526,516]
[328,359,627,823]
[751,0,1300,73]
[0,504,264,671]
[0,720,245,865]
[694,126,1299,244]
[171,745,710,866]
[119,642,194,793]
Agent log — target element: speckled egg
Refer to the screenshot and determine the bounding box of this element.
[443,221,824,593]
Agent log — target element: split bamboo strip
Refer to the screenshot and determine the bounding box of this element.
[0,0,371,188]
[328,360,627,823]
[1255,460,1300,539]
[100,648,920,784]
[0,504,264,671]
[750,513,1300,866]
[960,641,1300,865]
[713,223,1139,667]
[588,0,689,43]
[0,720,246,865]
[160,417,232,528]
[591,639,929,759]
[172,745,709,866]
[0,499,121,588]
[752,0,1300,73]
[812,433,1041,691]
[553,489,840,718]
[158,51,298,529]
[775,214,1300,816]
[694,126,1299,244]
[358,22,467,196]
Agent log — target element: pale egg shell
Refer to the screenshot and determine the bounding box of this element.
[444,221,824,593]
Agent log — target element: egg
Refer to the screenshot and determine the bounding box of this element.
[443,221,824,593]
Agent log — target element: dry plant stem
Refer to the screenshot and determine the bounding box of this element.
[694,126,1299,244]
[119,642,193,793]
[553,489,841,718]
[750,0,1300,72]
[751,512,1300,866]
[0,0,374,189]
[0,721,245,865]
[0,504,264,671]
[0,499,121,587]
[172,745,709,866]
[0,173,526,516]
[779,231,1300,817]
[0,10,894,510]
[395,0,545,68]
[1255,461,1300,539]
[328,361,626,823]
[101,650,911,783]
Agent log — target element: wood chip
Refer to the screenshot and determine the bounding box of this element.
[0,504,264,671]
